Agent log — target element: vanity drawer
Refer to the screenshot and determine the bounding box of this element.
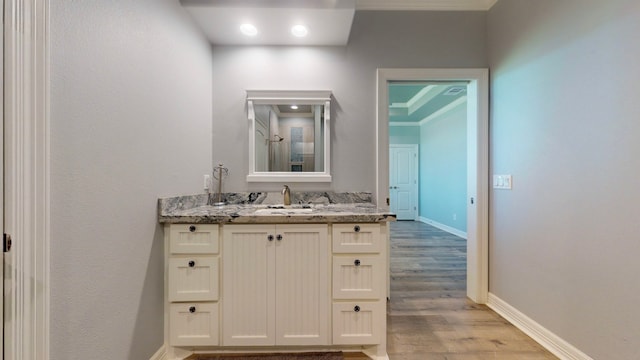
[170,302,219,346]
[332,301,384,345]
[332,224,382,253]
[169,256,219,302]
[170,224,219,254]
[332,255,383,300]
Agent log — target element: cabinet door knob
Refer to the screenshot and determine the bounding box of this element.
[188,260,195,267]
[189,306,196,313]
[276,234,283,241]
[354,305,360,312]
[354,259,361,266]
[354,225,361,232]
[268,235,274,241]
[189,225,196,232]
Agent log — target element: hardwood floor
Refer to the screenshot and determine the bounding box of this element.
[386,221,557,360]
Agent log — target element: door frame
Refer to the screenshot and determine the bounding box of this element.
[1,0,4,353]
[4,0,51,358]
[389,144,419,221]
[377,68,489,303]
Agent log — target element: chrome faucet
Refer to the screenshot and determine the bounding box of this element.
[282,185,291,206]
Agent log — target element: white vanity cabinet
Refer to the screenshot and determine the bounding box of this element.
[163,219,389,359]
[222,224,330,346]
[331,224,386,345]
[167,224,220,347]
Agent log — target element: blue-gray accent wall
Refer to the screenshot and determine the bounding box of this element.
[389,101,467,234]
[389,126,420,145]
[419,104,467,232]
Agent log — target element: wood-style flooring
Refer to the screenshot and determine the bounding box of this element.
[386,221,558,360]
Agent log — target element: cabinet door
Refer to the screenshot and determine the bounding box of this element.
[222,225,275,346]
[275,224,329,345]
[170,224,219,254]
[168,256,218,302]
[170,302,219,346]
[332,223,382,253]
[332,255,383,300]
[332,301,384,345]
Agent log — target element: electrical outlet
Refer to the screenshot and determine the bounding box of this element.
[204,174,211,191]
[453,213,457,221]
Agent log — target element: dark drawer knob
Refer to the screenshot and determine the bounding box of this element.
[189,306,196,313]
[276,234,283,241]
[268,235,274,241]
[354,225,361,232]
[354,259,361,266]
[354,305,360,312]
[189,225,196,232]
[188,260,195,268]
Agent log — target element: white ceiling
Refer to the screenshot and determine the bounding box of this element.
[182,0,356,46]
[181,0,498,46]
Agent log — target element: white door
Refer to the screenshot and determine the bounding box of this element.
[275,224,329,345]
[389,145,418,220]
[222,225,275,346]
[223,224,330,347]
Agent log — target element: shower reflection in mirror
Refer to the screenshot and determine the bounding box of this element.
[253,104,324,172]
[247,90,331,182]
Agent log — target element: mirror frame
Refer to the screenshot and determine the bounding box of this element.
[246,90,332,182]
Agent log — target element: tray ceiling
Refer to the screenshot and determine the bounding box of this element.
[389,82,469,124]
[181,0,498,46]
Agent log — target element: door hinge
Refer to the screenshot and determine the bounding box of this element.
[386,197,390,206]
[4,233,12,253]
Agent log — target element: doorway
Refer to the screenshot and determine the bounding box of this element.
[377,68,489,303]
[389,144,418,220]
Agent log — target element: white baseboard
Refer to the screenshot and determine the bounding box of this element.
[418,217,467,239]
[150,345,169,360]
[487,293,593,360]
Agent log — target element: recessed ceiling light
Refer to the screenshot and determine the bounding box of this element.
[291,25,308,37]
[240,24,258,36]
[291,105,299,110]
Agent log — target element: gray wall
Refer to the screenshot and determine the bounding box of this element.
[419,104,467,232]
[47,1,639,357]
[48,6,487,359]
[488,1,640,358]
[50,1,213,359]
[212,11,487,193]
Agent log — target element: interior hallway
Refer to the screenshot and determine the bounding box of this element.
[386,221,557,359]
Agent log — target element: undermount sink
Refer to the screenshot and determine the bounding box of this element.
[254,207,314,215]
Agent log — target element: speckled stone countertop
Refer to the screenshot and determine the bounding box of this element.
[158,192,396,224]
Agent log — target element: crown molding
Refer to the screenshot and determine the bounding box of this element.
[356,0,498,11]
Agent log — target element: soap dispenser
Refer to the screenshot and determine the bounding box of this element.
[282,185,291,206]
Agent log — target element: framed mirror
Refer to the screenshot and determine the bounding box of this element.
[247,90,332,182]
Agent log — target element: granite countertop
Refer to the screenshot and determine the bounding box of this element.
[158,192,396,224]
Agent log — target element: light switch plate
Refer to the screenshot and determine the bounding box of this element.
[493,174,512,190]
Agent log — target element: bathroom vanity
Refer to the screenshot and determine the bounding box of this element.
[158,192,395,360]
